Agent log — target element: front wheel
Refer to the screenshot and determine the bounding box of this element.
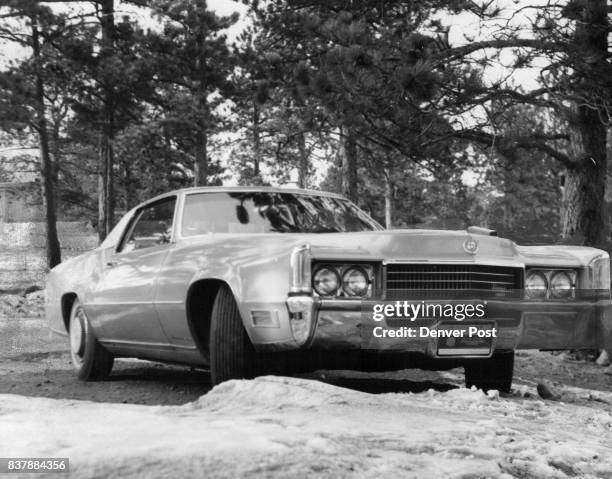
[464,351,514,393]
[69,299,114,381]
[209,286,258,386]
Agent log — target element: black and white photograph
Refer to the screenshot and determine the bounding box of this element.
[1,0,611,477]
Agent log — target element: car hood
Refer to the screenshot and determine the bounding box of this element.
[302,229,519,263]
[305,230,605,267]
[180,229,605,268]
[189,229,520,265]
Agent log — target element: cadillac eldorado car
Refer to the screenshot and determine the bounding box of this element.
[46,187,612,392]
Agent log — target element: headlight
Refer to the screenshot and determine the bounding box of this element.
[525,268,577,300]
[550,271,572,299]
[525,270,547,299]
[342,267,369,297]
[311,263,375,297]
[313,267,340,296]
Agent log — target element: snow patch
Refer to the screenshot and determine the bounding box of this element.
[1,376,612,478]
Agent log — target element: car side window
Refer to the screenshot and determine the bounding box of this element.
[117,197,176,253]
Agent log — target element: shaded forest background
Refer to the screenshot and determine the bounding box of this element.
[0,0,610,268]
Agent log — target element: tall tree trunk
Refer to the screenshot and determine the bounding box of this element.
[560,0,608,247]
[383,167,393,228]
[297,131,309,188]
[252,99,260,179]
[97,0,115,241]
[340,127,358,202]
[31,17,61,268]
[124,159,136,210]
[193,126,208,186]
[50,115,61,190]
[561,114,607,246]
[98,125,114,240]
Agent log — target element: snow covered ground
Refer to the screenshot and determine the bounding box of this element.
[2,375,612,478]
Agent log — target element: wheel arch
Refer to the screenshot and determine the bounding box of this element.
[60,292,78,332]
[185,278,238,362]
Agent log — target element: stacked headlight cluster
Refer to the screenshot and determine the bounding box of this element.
[312,264,373,298]
[525,269,576,300]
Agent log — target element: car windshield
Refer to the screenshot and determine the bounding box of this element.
[181,192,382,235]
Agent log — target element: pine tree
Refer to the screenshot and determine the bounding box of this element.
[148,0,239,187]
[437,0,611,246]
[247,1,470,205]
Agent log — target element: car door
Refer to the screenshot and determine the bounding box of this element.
[89,196,177,345]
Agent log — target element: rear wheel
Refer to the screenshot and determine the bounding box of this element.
[209,286,257,385]
[69,299,114,381]
[464,351,514,393]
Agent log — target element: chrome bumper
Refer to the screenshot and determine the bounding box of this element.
[310,298,612,355]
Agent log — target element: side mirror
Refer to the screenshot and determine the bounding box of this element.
[122,241,136,254]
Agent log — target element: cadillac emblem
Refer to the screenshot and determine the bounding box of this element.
[463,236,479,255]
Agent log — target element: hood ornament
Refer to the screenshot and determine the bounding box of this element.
[463,236,479,255]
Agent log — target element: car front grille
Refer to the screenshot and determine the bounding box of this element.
[384,263,524,299]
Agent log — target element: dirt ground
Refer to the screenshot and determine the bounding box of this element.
[1,314,611,409]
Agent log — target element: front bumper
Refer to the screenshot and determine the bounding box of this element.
[310,298,612,356]
[245,296,612,358]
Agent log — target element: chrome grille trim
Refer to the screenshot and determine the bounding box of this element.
[384,263,524,299]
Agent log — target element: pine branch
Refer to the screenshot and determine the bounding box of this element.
[431,38,564,64]
[455,129,574,169]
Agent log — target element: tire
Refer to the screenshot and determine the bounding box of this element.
[464,351,514,393]
[68,299,114,381]
[209,286,257,385]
